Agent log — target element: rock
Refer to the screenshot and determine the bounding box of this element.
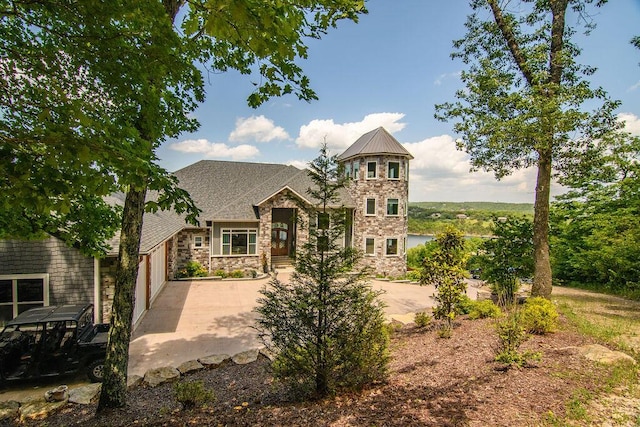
[0,401,20,422]
[199,354,231,368]
[127,374,143,389]
[476,288,493,301]
[19,399,66,422]
[68,383,101,405]
[177,359,204,375]
[44,385,68,402]
[259,347,276,361]
[578,344,636,365]
[232,349,259,365]
[143,366,181,387]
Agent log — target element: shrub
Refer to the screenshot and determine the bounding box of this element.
[212,269,227,278]
[230,270,244,278]
[456,295,475,315]
[176,261,208,278]
[468,300,502,320]
[405,270,421,282]
[495,310,540,368]
[174,380,214,410]
[414,311,432,328]
[521,297,558,334]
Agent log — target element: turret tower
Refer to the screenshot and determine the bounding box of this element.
[338,127,413,277]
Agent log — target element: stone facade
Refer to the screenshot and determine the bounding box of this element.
[0,237,95,308]
[172,229,211,277]
[99,257,116,322]
[343,155,410,277]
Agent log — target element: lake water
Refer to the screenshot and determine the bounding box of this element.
[407,234,434,249]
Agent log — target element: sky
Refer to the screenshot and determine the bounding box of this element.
[157,0,640,204]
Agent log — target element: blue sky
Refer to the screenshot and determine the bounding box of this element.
[158,0,640,203]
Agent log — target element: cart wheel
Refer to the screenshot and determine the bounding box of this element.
[87,359,105,383]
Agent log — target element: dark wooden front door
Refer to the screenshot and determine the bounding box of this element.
[271,225,289,256]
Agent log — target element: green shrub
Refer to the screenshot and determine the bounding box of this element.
[495,310,540,368]
[174,380,214,410]
[521,297,558,334]
[414,311,432,328]
[456,295,475,315]
[212,269,227,278]
[230,270,244,278]
[405,270,421,282]
[176,261,208,278]
[468,300,502,320]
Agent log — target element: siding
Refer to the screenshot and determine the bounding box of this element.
[0,237,95,306]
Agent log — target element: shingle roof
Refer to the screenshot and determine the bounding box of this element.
[337,127,414,161]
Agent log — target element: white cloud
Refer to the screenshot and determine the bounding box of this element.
[285,159,309,170]
[433,71,461,86]
[169,139,259,160]
[229,115,290,143]
[628,80,640,92]
[403,135,539,203]
[296,112,406,150]
[618,112,640,136]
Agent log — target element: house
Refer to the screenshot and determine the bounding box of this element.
[0,127,413,326]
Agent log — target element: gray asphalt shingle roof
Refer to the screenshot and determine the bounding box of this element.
[337,127,414,161]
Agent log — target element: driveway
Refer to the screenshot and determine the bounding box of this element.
[128,271,479,377]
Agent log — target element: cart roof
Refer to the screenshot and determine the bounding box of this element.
[5,304,93,325]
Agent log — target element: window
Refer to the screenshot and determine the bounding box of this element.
[193,235,204,248]
[344,162,351,179]
[365,198,376,216]
[367,161,377,179]
[388,161,400,179]
[365,238,375,255]
[0,274,49,324]
[221,229,257,255]
[353,161,360,180]
[317,212,330,229]
[405,161,409,181]
[386,198,399,216]
[386,238,398,256]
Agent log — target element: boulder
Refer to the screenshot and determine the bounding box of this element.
[127,374,143,389]
[232,349,259,365]
[199,354,230,368]
[578,344,636,365]
[259,347,276,362]
[143,366,181,387]
[177,360,204,375]
[68,383,102,405]
[0,401,20,422]
[19,399,66,422]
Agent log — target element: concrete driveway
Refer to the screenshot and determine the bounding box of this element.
[128,271,480,377]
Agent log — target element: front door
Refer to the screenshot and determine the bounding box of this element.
[271,223,289,256]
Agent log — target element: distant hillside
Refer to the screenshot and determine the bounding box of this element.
[409,201,534,215]
[407,201,534,236]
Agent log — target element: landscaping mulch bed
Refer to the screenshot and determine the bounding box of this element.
[20,316,605,427]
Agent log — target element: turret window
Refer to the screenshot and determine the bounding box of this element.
[364,237,375,255]
[385,238,398,256]
[344,162,351,179]
[365,198,376,216]
[366,161,377,179]
[388,161,400,179]
[386,198,399,216]
[353,161,360,180]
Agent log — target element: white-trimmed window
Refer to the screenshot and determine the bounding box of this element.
[365,198,376,216]
[385,238,399,256]
[366,161,377,179]
[388,161,400,179]
[353,161,360,180]
[0,274,50,324]
[193,235,204,248]
[386,198,399,216]
[344,162,351,179]
[364,237,375,256]
[221,228,258,255]
[405,161,409,181]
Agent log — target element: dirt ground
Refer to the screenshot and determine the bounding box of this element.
[12,309,634,427]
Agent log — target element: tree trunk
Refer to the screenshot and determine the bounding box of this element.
[97,185,147,411]
[532,150,553,298]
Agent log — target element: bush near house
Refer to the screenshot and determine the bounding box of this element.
[176,261,208,279]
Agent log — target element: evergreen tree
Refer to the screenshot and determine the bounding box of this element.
[255,144,389,397]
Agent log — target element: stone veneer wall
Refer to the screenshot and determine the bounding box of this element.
[258,190,310,268]
[0,237,95,307]
[99,257,117,322]
[345,155,410,277]
[173,229,210,278]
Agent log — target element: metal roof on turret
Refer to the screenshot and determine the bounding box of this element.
[337,127,414,161]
